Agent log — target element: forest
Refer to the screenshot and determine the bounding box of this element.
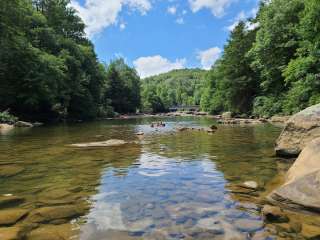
[1,0,320,121]
[200,0,320,117]
[0,0,140,121]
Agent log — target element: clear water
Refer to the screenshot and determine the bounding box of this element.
[0,117,317,239]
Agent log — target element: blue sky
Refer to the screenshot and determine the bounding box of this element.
[70,0,260,77]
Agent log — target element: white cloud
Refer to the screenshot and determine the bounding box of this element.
[133,55,186,78]
[176,17,184,24]
[226,6,259,31]
[167,6,177,15]
[197,47,222,70]
[246,21,259,30]
[227,10,246,31]
[189,0,234,17]
[70,0,151,38]
[119,23,126,31]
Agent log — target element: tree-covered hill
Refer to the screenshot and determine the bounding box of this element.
[141,69,207,113]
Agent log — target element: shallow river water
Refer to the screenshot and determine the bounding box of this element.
[0,117,319,239]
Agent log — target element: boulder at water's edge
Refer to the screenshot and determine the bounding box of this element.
[275,103,320,157]
[269,137,320,212]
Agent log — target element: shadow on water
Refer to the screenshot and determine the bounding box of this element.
[0,117,319,239]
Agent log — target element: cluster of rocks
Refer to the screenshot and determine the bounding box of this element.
[258,103,320,239]
[0,187,88,240]
[0,121,43,134]
[165,111,208,117]
[176,125,217,133]
[217,118,268,125]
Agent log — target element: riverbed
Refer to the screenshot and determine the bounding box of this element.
[0,117,318,239]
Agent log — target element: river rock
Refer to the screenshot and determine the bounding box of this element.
[301,224,320,239]
[70,139,128,148]
[285,137,320,184]
[0,209,28,226]
[14,121,33,127]
[242,181,259,190]
[275,103,320,157]
[269,138,320,212]
[222,112,232,119]
[33,122,43,127]
[0,124,14,134]
[270,116,290,124]
[0,226,27,240]
[269,170,320,212]
[233,218,263,232]
[210,125,218,130]
[27,224,77,240]
[261,205,289,223]
[27,205,82,223]
[0,195,25,208]
[196,218,224,233]
[0,165,25,177]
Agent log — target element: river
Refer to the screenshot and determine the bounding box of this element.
[0,117,316,239]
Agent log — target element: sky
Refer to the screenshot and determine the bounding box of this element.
[70,0,260,78]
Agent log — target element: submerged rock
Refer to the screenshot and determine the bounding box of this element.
[70,139,128,148]
[261,205,289,223]
[27,224,78,240]
[0,208,28,226]
[0,226,27,240]
[233,219,263,232]
[275,103,320,157]
[0,165,25,178]
[269,138,320,212]
[27,205,83,224]
[0,195,25,209]
[196,218,224,233]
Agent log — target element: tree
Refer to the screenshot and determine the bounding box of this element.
[105,59,141,114]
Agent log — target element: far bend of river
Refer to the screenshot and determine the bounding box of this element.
[0,117,318,239]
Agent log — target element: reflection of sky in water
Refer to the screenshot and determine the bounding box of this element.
[79,151,260,239]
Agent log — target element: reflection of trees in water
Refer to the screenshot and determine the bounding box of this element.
[143,124,281,187]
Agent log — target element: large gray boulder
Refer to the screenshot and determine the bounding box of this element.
[275,103,320,157]
[269,138,320,212]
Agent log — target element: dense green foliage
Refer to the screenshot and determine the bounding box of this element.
[201,0,320,117]
[106,59,141,114]
[141,69,207,113]
[0,0,140,121]
[0,111,18,124]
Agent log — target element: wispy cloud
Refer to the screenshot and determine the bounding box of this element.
[70,0,151,38]
[197,47,222,70]
[133,55,186,78]
[189,0,235,17]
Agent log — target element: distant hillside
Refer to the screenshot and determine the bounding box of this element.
[141,69,207,113]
